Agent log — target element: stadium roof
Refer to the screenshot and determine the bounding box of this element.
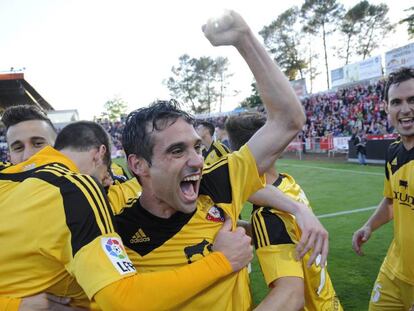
[0,72,53,112]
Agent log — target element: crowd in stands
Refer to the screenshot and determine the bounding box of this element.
[0,79,397,161]
[0,127,7,162]
[95,118,126,158]
[301,79,393,139]
[199,79,394,140]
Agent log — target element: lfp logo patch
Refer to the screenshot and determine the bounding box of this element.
[101,237,136,275]
[105,238,127,259]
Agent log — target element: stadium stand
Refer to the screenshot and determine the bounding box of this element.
[0,73,398,161]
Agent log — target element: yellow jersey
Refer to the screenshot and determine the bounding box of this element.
[382,140,414,284]
[0,147,135,306]
[252,173,342,311]
[115,144,265,311]
[0,147,233,311]
[202,140,231,166]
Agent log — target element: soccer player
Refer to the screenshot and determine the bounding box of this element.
[0,120,252,310]
[196,120,230,165]
[111,9,312,310]
[1,105,57,164]
[226,112,342,310]
[352,67,414,310]
[1,104,141,214]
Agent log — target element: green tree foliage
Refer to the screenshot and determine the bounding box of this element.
[301,0,345,89]
[165,54,199,110]
[101,96,128,121]
[400,6,414,39]
[240,82,262,109]
[165,55,233,114]
[259,7,307,81]
[352,2,394,60]
[337,1,368,65]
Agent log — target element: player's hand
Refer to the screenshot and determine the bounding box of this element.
[19,293,86,311]
[212,217,253,272]
[352,226,372,256]
[294,206,329,268]
[202,10,250,47]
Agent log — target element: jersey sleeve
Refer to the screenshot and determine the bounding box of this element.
[383,153,393,199]
[200,144,264,221]
[57,171,233,303]
[0,297,20,311]
[107,178,141,215]
[252,207,303,286]
[227,144,265,216]
[93,252,232,311]
[33,167,138,300]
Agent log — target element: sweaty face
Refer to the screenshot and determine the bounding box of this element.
[148,118,204,214]
[6,120,56,164]
[386,79,414,144]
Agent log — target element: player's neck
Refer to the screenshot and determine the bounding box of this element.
[401,136,414,151]
[139,190,177,219]
[204,136,213,150]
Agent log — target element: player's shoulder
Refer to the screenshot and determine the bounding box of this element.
[0,161,12,172]
[33,163,102,193]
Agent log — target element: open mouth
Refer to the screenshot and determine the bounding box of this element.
[180,174,200,202]
[399,117,414,128]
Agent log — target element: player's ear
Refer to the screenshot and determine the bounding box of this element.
[127,154,150,178]
[383,100,389,114]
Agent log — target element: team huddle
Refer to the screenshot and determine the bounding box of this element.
[0,10,414,311]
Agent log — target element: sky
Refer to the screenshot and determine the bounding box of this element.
[0,0,412,120]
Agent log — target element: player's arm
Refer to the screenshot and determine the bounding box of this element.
[203,10,305,176]
[71,202,252,311]
[352,197,393,256]
[252,209,305,311]
[0,294,84,311]
[254,277,304,311]
[249,185,328,267]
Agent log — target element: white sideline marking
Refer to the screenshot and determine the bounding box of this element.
[317,206,377,219]
[279,163,383,176]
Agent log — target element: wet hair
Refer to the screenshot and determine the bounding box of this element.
[384,67,414,103]
[54,121,111,167]
[122,99,194,165]
[1,105,57,133]
[197,121,215,137]
[225,112,266,151]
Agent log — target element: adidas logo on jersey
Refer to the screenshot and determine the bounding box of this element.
[130,228,150,243]
[391,157,397,166]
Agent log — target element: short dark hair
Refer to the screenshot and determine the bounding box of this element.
[1,105,56,133]
[384,67,414,103]
[225,112,266,151]
[122,99,194,165]
[197,121,215,137]
[54,121,111,167]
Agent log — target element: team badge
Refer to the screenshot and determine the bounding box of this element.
[101,237,136,275]
[206,206,225,222]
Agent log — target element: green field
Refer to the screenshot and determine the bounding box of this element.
[241,158,393,310]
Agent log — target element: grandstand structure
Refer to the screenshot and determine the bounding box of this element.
[0,72,53,113]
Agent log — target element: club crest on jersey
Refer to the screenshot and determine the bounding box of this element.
[206,206,225,222]
[101,237,136,275]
